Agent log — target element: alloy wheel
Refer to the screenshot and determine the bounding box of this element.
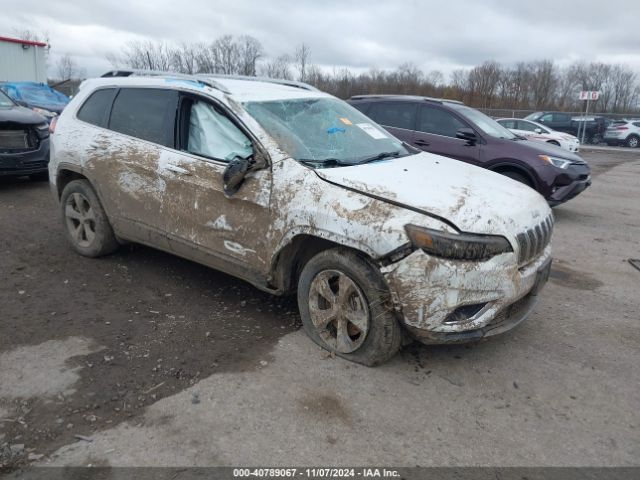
[65,192,96,248]
[308,269,370,353]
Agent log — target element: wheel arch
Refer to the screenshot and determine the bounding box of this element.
[269,233,378,294]
[488,161,537,189]
[55,164,90,198]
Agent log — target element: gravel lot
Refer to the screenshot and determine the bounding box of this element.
[1,150,639,468]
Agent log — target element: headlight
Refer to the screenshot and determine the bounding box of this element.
[405,225,513,261]
[35,122,50,139]
[539,154,572,169]
[32,107,57,118]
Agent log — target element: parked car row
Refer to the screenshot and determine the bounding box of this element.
[47,71,556,365]
[524,111,608,145]
[348,95,591,206]
[495,118,580,153]
[603,119,640,148]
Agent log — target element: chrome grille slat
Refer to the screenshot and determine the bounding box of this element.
[517,214,554,266]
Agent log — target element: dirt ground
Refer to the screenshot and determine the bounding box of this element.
[1,149,639,468]
[0,178,300,468]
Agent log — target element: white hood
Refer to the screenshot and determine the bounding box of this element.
[314,152,551,236]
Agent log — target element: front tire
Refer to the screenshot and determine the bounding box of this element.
[60,180,119,257]
[500,170,533,188]
[29,171,49,181]
[297,248,402,366]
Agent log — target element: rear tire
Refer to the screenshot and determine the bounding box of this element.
[626,135,640,148]
[60,180,119,257]
[297,247,402,366]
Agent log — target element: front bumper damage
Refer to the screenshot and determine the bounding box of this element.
[382,246,552,344]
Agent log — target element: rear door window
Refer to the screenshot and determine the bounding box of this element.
[499,119,517,129]
[517,120,539,132]
[108,88,178,147]
[350,102,370,114]
[418,106,467,138]
[77,89,116,127]
[367,102,417,130]
[553,113,571,123]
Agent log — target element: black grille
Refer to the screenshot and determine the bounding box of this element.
[0,127,40,153]
[516,215,554,265]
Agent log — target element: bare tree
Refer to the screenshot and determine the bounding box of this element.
[55,54,77,81]
[238,36,263,76]
[261,54,293,80]
[294,43,311,82]
[105,37,640,114]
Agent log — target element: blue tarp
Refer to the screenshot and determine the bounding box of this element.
[0,82,70,113]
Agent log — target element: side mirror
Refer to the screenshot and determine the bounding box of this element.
[534,128,543,134]
[223,156,250,196]
[456,127,477,145]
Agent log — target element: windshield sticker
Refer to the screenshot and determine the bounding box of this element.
[327,126,346,134]
[340,117,353,125]
[356,123,387,139]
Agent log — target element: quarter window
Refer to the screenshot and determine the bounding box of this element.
[109,88,177,146]
[418,106,466,138]
[366,102,417,130]
[77,89,116,127]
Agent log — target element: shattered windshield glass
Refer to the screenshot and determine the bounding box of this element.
[244,97,411,167]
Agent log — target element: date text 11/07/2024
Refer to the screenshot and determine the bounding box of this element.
[232,468,401,478]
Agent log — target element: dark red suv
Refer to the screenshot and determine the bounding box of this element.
[348,95,591,206]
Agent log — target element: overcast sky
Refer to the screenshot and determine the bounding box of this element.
[2,0,640,79]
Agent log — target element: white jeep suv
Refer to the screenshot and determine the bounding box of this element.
[49,71,553,365]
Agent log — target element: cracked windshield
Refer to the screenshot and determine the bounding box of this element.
[244,97,411,167]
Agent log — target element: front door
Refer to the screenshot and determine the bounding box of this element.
[159,94,272,278]
[413,105,481,166]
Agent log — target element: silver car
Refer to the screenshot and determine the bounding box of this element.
[604,119,640,148]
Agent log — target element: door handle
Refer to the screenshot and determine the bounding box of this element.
[165,164,191,175]
[414,139,430,147]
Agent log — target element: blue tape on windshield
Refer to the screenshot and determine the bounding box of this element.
[327,126,346,134]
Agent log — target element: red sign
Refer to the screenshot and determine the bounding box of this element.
[579,91,599,101]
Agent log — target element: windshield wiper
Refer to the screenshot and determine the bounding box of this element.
[353,151,402,165]
[298,158,349,168]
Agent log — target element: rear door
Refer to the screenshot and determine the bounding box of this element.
[88,87,178,245]
[364,101,417,144]
[413,105,481,165]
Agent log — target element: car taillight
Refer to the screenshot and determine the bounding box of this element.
[616,126,629,130]
[49,117,57,134]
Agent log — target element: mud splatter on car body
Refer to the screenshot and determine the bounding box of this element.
[49,73,553,355]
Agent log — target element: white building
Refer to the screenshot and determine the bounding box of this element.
[0,35,48,82]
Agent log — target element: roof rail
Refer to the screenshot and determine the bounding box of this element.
[101,70,320,94]
[100,69,231,94]
[349,94,464,105]
[201,74,319,92]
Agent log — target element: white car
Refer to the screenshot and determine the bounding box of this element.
[49,71,553,365]
[497,118,580,153]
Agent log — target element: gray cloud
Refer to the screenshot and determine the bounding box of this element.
[2,0,639,78]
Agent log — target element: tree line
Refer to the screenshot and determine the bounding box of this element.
[107,35,639,114]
